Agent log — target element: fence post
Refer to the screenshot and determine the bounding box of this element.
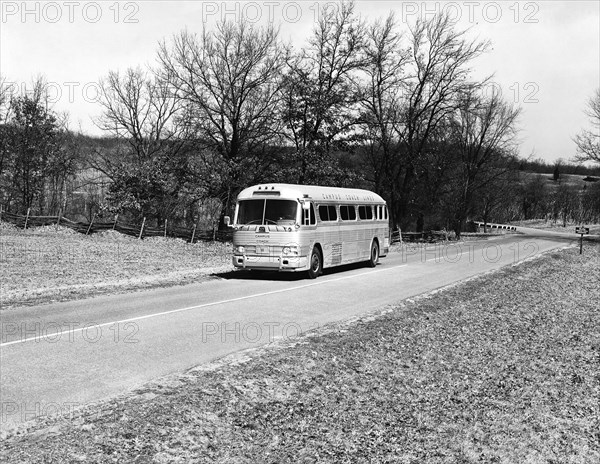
[0,205,3,222]
[86,213,96,236]
[191,224,197,244]
[56,209,62,229]
[24,208,31,230]
[164,219,167,238]
[138,217,146,240]
[113,214,119,230]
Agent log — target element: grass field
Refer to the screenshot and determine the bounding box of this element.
[0,222,232,309]
[518,170,598,190]
[1,241,598,463]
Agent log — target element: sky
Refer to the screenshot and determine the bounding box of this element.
[1,0,599,163]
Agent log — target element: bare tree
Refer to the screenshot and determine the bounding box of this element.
[0,75,14,187]
[97,67,186,165]
[478,167,520,228]
[0,74,14,123]
[95,67,196,223]
[448,87,521,237]
[573,89,600,164]
[521,174,548,220]
[158,20,286,217]
[281,0,365,184]
[580,182,600,224]
[356,12,408,195]
[552,182,578,227]
[392,12,491,228]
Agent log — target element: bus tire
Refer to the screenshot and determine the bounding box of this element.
[368,240,379,268]
[307,247,322,279]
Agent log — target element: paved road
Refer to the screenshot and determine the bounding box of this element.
[0,233,574,430]
[514,225,598,240]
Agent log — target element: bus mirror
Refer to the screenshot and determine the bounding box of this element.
[224,216,231,227]
[302,202,310,211]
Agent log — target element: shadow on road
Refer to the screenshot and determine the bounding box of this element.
[213,261,373,281]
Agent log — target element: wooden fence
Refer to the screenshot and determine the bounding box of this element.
[0,209,232,242]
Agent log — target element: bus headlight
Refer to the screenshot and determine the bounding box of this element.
[235,245,245,254]
[282,246,299,256]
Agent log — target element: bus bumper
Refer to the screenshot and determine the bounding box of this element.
[232,254,308,272]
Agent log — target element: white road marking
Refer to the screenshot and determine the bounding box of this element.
[0,263,408,348]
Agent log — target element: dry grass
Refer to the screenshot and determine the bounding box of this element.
[1,242,598,463]
[0,222,233,309]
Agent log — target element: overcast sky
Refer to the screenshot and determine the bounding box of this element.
[1,1,599,163]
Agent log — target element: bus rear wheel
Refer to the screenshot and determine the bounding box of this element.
[307,247,322,279]
[368,240,379,268]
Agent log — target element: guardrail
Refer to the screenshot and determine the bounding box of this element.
[473,222,517,231]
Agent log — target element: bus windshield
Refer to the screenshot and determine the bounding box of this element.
[237,199,298,225]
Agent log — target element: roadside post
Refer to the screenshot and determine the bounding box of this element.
[191,224,197,244]
[23,208,30,229]
[139,217,146,240]
[575,226,589,254]
[86,213,96,235]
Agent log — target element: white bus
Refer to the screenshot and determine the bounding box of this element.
[225,184,389,278]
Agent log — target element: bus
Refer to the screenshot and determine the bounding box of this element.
[224,184,389,278]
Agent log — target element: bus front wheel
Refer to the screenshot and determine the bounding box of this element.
[307,247,322,279]
[368,240,379,268]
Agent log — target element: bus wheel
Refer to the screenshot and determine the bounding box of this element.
[368,240,379,267]
[307,247,322,279]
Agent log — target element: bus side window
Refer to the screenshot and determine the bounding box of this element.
[328,205,338,221]
[318,204,338,222]
[318,205,329,221]
[359,205,373,220]
[340,205,349,221]
[341,205,356,221]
